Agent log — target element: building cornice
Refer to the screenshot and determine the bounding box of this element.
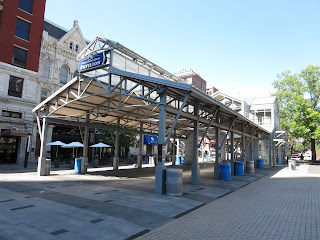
[0,62,38,78]
[0,95,36,106]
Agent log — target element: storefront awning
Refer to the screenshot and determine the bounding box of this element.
[144,135,158,145]
[1,130,31,137]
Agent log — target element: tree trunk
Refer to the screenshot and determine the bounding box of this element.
[311,138,316,162]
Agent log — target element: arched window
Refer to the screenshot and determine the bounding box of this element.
[75,45,79,52]
[69,42,73,50]
[73,70,79,78]
[59,65,69,84]
[43,59,51,79]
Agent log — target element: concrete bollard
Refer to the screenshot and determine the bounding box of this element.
[246,161,255,173]
[166,169,183,196]
[289,159,296,170]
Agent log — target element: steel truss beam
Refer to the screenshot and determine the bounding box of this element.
[233,123,249,153]
[219,117,236,150]
[244,128,258,151]
[164,92,190,145]
[198,107,219,148]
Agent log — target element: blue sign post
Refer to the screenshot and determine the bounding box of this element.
[78,51,109,73]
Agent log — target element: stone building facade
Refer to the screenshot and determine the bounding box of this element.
[34,20,88,160]
[0,0,45,165]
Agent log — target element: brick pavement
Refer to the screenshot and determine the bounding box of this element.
[0,162,279,240]
[138,164,320,240]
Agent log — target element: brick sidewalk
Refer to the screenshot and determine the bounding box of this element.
[0,162,279,240]
[138,164,320,240]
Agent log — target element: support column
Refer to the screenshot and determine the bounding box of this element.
[192,104,200,185]
[278,146,282,165]
[214,125,220,180]
[37,106,49,176]
[220,132,226,161]
[271,130,276,167]
[155,88,167,194]
[172,130,176,166]
[137,123,143,168]
[268,132,273,168]
[81,113,89,174]
[241,134,245,162]
[253,139,259,166]
[231,131,235,175]
[250,140,253,161]
[113,118,120,170]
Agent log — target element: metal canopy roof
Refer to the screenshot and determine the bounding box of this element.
[33,36,270,140]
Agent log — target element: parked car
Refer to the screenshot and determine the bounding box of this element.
[303,150,312,161]
[291,152,300,160]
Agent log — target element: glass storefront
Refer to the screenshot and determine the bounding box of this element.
[0,136,18,164]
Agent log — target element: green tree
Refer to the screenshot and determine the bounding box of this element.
[98,128,137,155]
[273,65,320,162]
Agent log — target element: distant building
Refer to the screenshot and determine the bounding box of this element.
[212,91,250,119]
[206,86,219,97]
[0,0,46,164]
[174,68,206,92]
[249,96,280,132]
[35,19,89,160]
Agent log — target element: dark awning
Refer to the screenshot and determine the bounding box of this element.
[144,135,158,145]
[1,130,31,137]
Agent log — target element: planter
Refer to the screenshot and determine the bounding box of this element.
[70,160,75,169]
[93,159,99,168]
[54,160,60,168]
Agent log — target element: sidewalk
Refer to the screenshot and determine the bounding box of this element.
[0,162,284,239]
[138,164,320,240]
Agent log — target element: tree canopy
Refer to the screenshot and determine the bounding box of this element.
[98,128,136,152]
[273,65,320,161]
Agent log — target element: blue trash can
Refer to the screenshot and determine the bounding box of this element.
[74,158,82,173]
[234,161,244,176]
[257,158,264,169]
[180,156,185,164]
[220,163,231,180]
[175,156,180,165]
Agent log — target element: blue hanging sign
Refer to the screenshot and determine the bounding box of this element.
[78,51,108,73]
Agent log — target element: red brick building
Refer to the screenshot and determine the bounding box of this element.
[0,0,46,72]
[206,86,219,97]
[174,68,207,92]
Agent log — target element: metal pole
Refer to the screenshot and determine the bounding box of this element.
[37,106,49,176]
[155,88,167,194]
[214,112,220,180]
[138,122,143,168]
[172,129,176,166]
[268,131,272,168]
[81,113,90,173]
[231,131,235,175]
[113,118,120,170]
[192,104,200,185]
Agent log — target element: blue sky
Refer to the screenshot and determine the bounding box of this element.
[44,0,320,98]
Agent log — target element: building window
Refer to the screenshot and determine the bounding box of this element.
[69,42,73,50]
[8,76,23,98]
[2,110,22,118]
[12,46,27,68]
[75,45,79,52]
[43,59,51,79]
[0,9,3,27]
[41,90,48,102]
[19,0,33,14]
[15,18,30,41]
[59,66,69,84]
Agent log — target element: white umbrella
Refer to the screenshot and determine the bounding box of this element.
[90,142,112,159]
[46,141,66,157]
[62,142,84,157]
